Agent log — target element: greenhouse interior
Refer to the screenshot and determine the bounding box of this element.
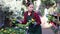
[0,0,60,34]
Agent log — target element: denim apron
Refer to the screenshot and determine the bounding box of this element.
[26,11,42,34]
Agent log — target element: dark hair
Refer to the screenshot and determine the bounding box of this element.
[26,2,33,7]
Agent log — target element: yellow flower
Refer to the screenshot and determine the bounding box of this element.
[31,18,35,24]
[31,18,35,22]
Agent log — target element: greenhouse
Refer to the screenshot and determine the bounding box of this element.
[0,0,60,34]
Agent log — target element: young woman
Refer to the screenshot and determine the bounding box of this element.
[19,2,42,34]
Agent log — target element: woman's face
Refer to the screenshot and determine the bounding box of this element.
[28,4,34,12]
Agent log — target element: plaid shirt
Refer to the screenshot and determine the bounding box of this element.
[22,11,41,25]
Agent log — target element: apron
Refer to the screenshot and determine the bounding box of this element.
[26,11,42,34]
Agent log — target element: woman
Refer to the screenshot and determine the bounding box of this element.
[19,2,42,34]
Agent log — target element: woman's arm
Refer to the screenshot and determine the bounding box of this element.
[22,12,27,24]
[18,12,27,24]
[34,12,41,25]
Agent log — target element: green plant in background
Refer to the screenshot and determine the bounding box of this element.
[0,17,36,34]
[0,27,22,34]
[2,6,13,18]
[41,0,55,6]
[58,9,60,13]
[57,7,60,13]
[47,15,58,34]
[47,14,56,23]
[1,6,13,27]
[40,7,45,16]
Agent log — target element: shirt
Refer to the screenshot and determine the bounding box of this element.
[22,11,41,25]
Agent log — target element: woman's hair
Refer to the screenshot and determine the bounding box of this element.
[26,2,33,7]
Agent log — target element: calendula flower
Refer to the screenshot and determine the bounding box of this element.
[31,18,35,22]
[31,18,35,24]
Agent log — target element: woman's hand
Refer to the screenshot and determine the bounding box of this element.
[16,19,22,24]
